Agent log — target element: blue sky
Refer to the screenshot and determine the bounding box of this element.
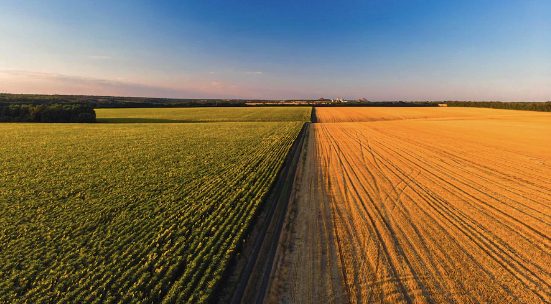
[1,0,550,100]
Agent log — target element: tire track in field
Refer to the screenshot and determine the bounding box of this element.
[366,129,551,254]
[350,124,551,300]
[371,123,551,213]
[366,139,551,300]
[318,108,550,302]
[368,139,551,280]
[319,124,430,303]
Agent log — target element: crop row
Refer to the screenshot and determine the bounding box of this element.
[0,121,304,303]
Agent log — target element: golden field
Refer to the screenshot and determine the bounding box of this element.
[268,107,551,303]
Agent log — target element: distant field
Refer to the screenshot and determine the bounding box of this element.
[315,106,551,123]
[96,107,311,123]
[270,107,551,303]
[0,108,309,303]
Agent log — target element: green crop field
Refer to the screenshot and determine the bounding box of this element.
[96,106,311,123]
[0,107,309,303]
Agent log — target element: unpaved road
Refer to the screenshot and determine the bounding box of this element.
[266,126,347,303]
[267,107,551,303]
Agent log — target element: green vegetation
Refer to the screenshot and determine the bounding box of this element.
[0,107,310,303]
[0,103,96,122]
[446,101,551,112]
[96,107,311,123]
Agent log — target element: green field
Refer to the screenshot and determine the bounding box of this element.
[96,107,311,123]
[0,107,309,303]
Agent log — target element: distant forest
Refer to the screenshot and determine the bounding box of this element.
[446,101,551,112]
[0,103,96,123]
[0,94,249,108]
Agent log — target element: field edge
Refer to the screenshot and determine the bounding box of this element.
[213,122,310,304]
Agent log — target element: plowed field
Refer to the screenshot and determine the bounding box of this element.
[269,107,551,303]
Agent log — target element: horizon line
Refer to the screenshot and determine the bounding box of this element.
[1,92,550,103]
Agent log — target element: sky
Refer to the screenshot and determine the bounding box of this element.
[0,0,550,100]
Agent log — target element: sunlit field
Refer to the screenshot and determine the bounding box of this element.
[96,107,311,123]
[269,107,551,303]
[0,108,309,303]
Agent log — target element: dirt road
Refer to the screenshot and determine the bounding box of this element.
[266,126,347,303]
[267,107,551,303]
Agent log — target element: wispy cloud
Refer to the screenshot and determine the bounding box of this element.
[0,70,253,98]
[206,71,263,76]
[88,55,112,60]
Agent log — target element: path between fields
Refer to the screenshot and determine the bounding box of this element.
[265,125,348,303]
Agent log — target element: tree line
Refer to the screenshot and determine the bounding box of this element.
[0,93,249,108]
[0,104,96,122]
[446,101,551,112]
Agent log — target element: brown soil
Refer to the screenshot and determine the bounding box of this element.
[267,107,551,303]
